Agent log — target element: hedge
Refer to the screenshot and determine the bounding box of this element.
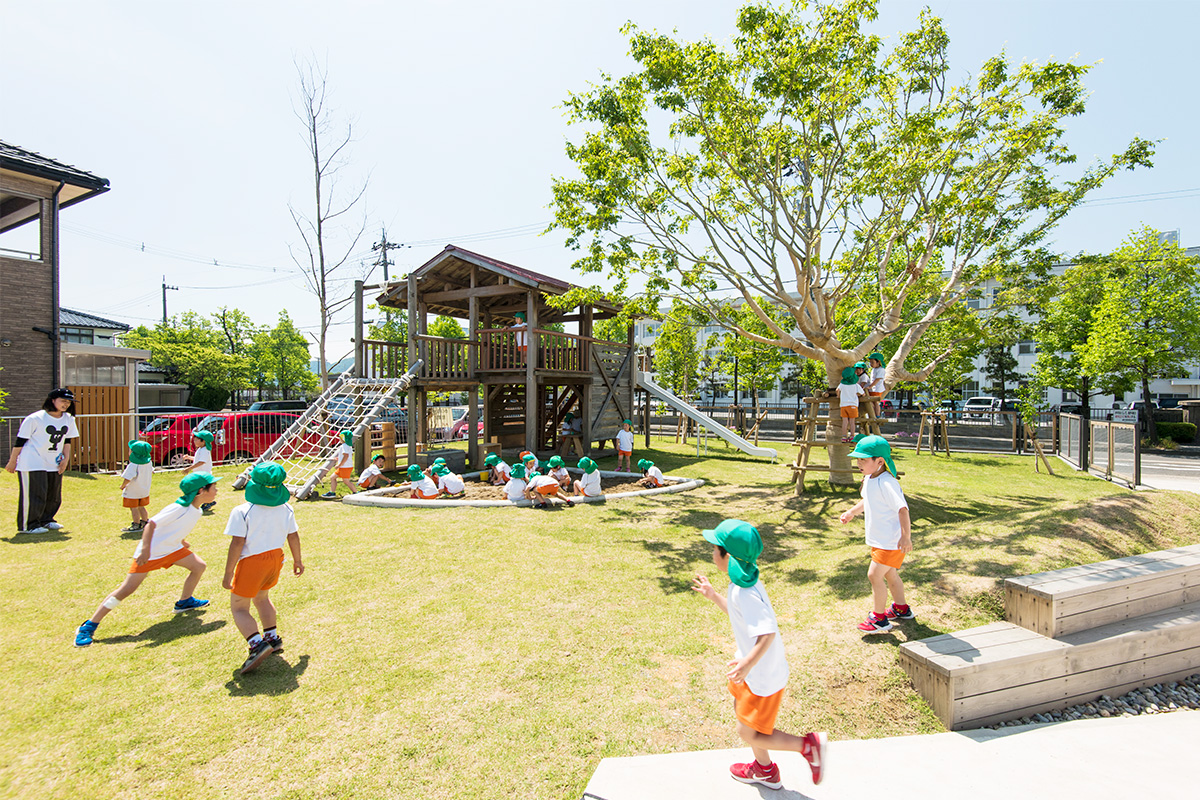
[1156,421,1197,443]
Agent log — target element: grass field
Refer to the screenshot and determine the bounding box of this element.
[2,443,1198,799]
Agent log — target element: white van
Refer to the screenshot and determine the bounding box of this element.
[961,396,1001,420]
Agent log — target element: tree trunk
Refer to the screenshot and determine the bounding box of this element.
[1141,365,1157,442]
[823,357,856,486]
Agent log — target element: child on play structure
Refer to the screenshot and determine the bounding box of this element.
[504,463,528,502]
[691,519,827,790]
[615,419,635,472]
[119,440,155,533]
[837,366,866,443]
[867,351,887,417]
[356,453,394,491]
[573,456,602,498]
[839,435,914,634]
[525,470,575,509]
[484,452,511,485]
[546,455,572,491]
[222,462,304,675]
[75,473,218,647]
[636,458,665,488]
[433,464,466,498]
[407,464,440,500]
[323,430,356,499]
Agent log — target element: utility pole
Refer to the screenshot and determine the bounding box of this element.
[161,277,179,325]
[371,227,405,283]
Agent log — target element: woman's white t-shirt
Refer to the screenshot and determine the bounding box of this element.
[15,411,78,472]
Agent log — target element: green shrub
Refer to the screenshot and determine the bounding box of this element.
[190,386,230,411]
[1156,421,1197,443]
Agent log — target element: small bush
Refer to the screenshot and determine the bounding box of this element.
[1143,436,1179,451]
[1156,421,1196,443]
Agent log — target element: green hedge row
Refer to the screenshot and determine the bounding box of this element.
[1156,421,1197,443]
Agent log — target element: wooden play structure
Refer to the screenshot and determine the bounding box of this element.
[789,395,885,494]
[899,544,1200,730]
[361,245,634,469]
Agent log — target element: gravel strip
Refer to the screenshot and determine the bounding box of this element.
[988,673,1200,728]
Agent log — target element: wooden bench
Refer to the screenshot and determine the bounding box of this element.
[1005,545,1200,637]
[899,544,1200,730]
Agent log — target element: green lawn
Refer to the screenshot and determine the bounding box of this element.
[2,445,1198,799]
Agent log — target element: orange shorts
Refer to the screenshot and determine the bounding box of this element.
[335,467,353,479]
[535,483,558,496]
[728,680,784,735]
[415,491,440,500]
[871,547,905,569]
[618,449,631,457]
[869,392,884,398]
[231,548,284,598]
[122,496,150,508]
[129,547,192,574]
[840,406,859,419]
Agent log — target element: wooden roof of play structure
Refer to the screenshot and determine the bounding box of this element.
[374,245,621,321]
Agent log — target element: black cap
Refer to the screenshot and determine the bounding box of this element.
[48,388,75,401]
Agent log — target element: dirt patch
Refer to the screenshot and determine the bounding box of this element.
[370,476,657,501]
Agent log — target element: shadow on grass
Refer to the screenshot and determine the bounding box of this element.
[225,653,310,696]
[103,614,228,648]
[634,527,803,595]
[858,618,947,646]
[3,530,70,544]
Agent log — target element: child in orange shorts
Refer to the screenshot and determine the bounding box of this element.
[692,519,827,790]
[75,473,219,647]
[616,419,634,472]
[839,435,913,633]
[120,439,154,532]
[524,472,574,509]
[323,430,355,499]
[867,351,887,417]
[222,462,304,674]
[836,366,865,443]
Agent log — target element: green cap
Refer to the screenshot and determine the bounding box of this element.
[853,433,868,444]
[848,434,898,478]
[623,419,632,425]
[855,361,868,370]
[194,430,215,448]
[840,366,857,385]
[484,453,500,467]
[514,311,526,321]
[407,464,424,481]
[637,458,653,471]
[701,519,762,588]
[128,439,152,465]
[579,457,597,474]
[521,453,535,463]
[433,457,447,466]
[245,462,289,506]
[548,456,564,468]
[371,452,385,461]
[869,351,885,363]
[564,412,574,421]
[432,464,450,476]
[510,463,526,480]
[176,473,220,506]
[340,430,354,446]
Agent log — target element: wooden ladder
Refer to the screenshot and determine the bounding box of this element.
[789,397,884,495]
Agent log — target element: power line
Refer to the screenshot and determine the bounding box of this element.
[60,221,302,274]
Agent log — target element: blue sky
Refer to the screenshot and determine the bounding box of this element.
[6,0,1196,360]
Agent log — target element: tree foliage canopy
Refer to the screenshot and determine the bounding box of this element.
[550,0,1152,389]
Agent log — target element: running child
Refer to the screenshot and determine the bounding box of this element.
[75,473,218,647]
[323,430,356,499]
[691,519,827,789]
[573,457,602,498]
[636,458,665,488]
[120,440,155,532]
[222,462,304,674]
[525,471,575,509]
[839,435,913,633]
[504,463,528,502]
[837,366,865,443]
[407,464,440,500]
[433,464,466,498]
[356,453,394,491]
[182,430,214,475]
[616,419,634,472]
[546,455,572,491]
[484,453,511,486]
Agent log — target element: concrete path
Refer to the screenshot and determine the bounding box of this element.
[583,710,1195,800]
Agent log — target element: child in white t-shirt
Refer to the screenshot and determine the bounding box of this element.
[405,464,440,499]
[504,463,528,502]
[120,440,155,532]
[546,455,572,491]
[840,436,913,634]
[616,419,635,472]
[183,430,218,513]
[433,464,466,498]
[324,430,356,499]
[525,472,575,509]
[636,458,665,488]
[573,457,603,498]
[356,453,393,491]
[836,367,866,443]
[484,453,511,485]
[75,474,219,647]
[867,352,887,418]
[519,451,540,476]
[692,519,827,790]
[222,462,303,674]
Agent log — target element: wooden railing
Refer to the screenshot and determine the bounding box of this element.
[415,334,475,380]
[477,328,594,373]
[363,332,627,379]
[362,339,408,379]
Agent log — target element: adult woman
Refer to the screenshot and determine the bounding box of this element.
[4,388,77,534]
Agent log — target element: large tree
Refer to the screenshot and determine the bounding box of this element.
[551,0,1151,398]
[254,311,318,400]
[122,312,250,408]
[652,301,703,398]
[714,299,789,416]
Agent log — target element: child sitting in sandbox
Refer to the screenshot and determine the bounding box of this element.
[504,463,528,502]
[636,458,665,488]
[432,464,466,499]
[573,457,602,498]
[546,456,571,491]
[525,472,575,509]
[407,464,441,500]
[484,453,511,485]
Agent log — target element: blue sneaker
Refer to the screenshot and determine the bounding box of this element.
[173,597,210,613]
[75,620,98,647]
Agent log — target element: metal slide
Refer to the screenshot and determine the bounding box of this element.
[637,374,777,460]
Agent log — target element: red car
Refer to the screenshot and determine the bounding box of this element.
[142,412,315,467]
[141,413,226,467]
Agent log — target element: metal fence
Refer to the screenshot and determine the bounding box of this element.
[1058,413,1085,469]
[1091,419,1140,488]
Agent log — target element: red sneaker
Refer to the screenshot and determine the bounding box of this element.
[729,760,781,789]
[857,612,893,634]
[885,603,915,621]
[802,731,828,784]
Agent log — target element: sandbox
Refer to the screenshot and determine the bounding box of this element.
[341,469,706,508]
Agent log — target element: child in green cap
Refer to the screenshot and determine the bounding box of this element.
[323,430,356,499]
[222,462,303,674]
[836,366,866,443]
[503,463,528,502]
[546,455,572,492]
[75,473,219,647]
[512,311,528,363]
[183,429,218,512]
[120,440,155,532]
[573,457,602,498]
[484,452,511,486]
[692,519,827,789]
[635,458,665,488]
[433,464,466,498]
[356,453,394,492]
[407,464,440,500]
[616,419,634,472]
[839,435,913,633]
[867,352,887,418]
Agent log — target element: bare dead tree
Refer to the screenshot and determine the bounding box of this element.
[289,55,369,389]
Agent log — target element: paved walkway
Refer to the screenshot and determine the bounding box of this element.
[583,710,1195,799]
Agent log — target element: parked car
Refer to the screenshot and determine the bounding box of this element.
[938,399,963,421]
[324,395,408,442]
[137,405,211,431]
[961,396,1001,420]
[141,413,229,467]
[248,399,308,412]
[193,412,319,463]
[1053,403,1084,416]
[452,417,486,439]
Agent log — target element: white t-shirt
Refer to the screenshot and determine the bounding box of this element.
[549,466,570,483]
[358,464,384,485]
[335,442,354,468]
[837,383,865,408]
[121,462,153,499]
[727,581,789,697]
[224,502,298,559]
[505,477,527,501]
[870,366,886,393]
[440,472,465,494]
[522,456,539,473]
[527,475,558,492]
[577,470,602,497]
[861,470,909,550]
[512,322,527,347]
[616,429,634,452]
[15,410,78,472]
[135,502,201,561]
[492,460,511,481]
[191,446,213,473]
[644,465,665,486]
[411,475,439,498]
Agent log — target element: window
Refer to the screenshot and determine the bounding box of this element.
[64,354,127,386]
[1018,341,1037,355]
[0,193,43,261]
[61,327,94,345]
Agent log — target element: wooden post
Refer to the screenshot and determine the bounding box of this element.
[941,412,952,456]
[916,412,927,455]
[406,273,419,464]
[524,291,537,453]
